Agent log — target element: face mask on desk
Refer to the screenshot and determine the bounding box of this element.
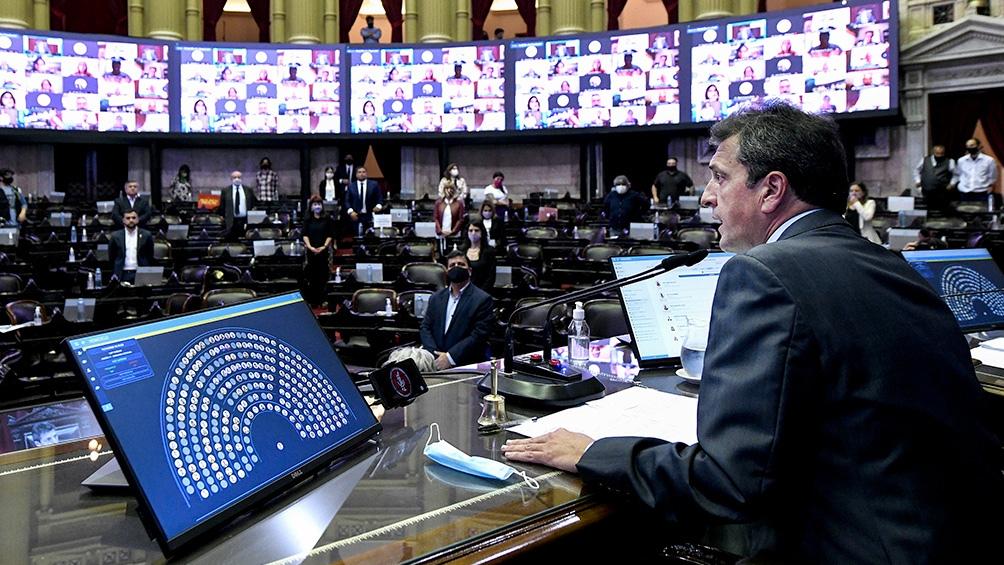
[424,423,538,487]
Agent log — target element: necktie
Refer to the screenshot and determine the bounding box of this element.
[360,181,366,210]
[234,185,241,214]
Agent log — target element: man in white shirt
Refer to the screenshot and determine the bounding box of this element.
[952,138,999,202]
[109,210,153,284]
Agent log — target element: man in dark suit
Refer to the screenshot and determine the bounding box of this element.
[108,209,154,284]
[220,170,256,241]
[334,153,355,201]
[111,180,153,227]
[503,104,1002,562]
[419,250,496,369]
[345,166,383,235]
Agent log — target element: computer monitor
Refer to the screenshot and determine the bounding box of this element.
[902,248,1004,333]
[610,252,733,368]
[64,292,380,556]
[133,266,164,287]
[166,224,190,241]
[63,298,96,322]
[252,240,276,257]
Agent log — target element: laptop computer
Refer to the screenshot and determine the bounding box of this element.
[96,201,114,214]
[0,227,18,247]
[133,266,164,286]
[49,212,72,227]
[886,196,915,212]
[355,263,383,284]
[63,298,96,322]
[678,196,701,210]
[496,265,513,287]
[166,224,189,241]
[95,243,109,261]
[247,210,267,225]
[887,228,920,251]
[414,222,437,238]
[629,222,657,241]
[390,208,411,223]
[252,239,276,256]
[65,292,380,556]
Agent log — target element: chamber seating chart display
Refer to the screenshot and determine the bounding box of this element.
[0,31,169,131]
[903,249,1004,331]
[177,44,341,134]
[67,293,378,553]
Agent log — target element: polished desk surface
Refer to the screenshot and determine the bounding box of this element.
[0,340,686,564]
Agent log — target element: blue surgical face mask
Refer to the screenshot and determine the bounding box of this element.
[423,423,538,488]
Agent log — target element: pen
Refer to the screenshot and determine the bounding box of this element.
[477,416,538,434]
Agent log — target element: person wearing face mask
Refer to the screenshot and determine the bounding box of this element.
[221,170,256,241]
[437,163,468,202]
[112,180,154,228]
[951,138,999,203]
[479,200,506,249]
[651,157,694,206]
[434,183,466,239]
[0,168,27,225]
[346,166,383,234]
[335,153,355,190]
[844,181,880,244]
[483,170,510,206]
[913,145,955,212]
[168,164,193,202]
[462,221,496,290]
[603,175,646,233]
[301,195,336,307]
[419,250,496,370]
[255,156,279,201]
[316,165,339,203]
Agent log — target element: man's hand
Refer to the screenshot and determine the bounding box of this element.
[373,204,383,213]
[501,428,594,473]
[350,211,359,221]
[434,351,452,370]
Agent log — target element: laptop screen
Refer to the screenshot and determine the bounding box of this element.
[902,248,1004,332]
[611,253,733,366]
[65,292,379,554]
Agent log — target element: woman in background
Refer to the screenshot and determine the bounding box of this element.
[437,162,468,201]
[845,181,881,244]
[169,164,193,201]
[463,221,496,290]
[302,195,337,306]
[434,181,465,239]
[479,200,506,250]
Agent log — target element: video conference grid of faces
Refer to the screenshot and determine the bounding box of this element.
[348,44,505,134]
[178,46,341,134]
[512,31,682,130]
[690,1,891,123]
[0,32,169,132]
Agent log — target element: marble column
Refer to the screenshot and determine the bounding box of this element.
[32,0,48,30]
[590,0,605,32]
[695,0,735,21]
[456,0,471,42]
[404,1,417,42]
[551,0,587,35]
[419,0,454,43]
[678,0,695,23]
[271,0,286,43]
[128,0,144,36]
[0,0,31,30]
[185,0,201,40]
[537,0,552,37]
[145,0,186,41]
[323,0,338,44]
[286,0,321,43]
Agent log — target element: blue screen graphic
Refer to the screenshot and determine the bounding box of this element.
[903,249,1004,332]
[67,293,377,548]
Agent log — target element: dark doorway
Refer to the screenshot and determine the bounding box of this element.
[601,131,677,198]
[54,145,129,201]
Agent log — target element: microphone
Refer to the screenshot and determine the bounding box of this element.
[489,249,709,407]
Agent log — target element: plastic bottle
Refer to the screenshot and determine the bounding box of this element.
[653,223,659,240]
[33,306,42,326]
[76,297,85,320]
[568,301,590,362]
[358,222,364,236]
[81,227,87,242]
[68,246,75,262]
[334,266,342,283]
[94,267,102,287]
[365,263,372,283]
[573,226,579,239]
[384,297,393,316]
[70,226,77,243]
[87,271,95,290]
[989,193,995,213]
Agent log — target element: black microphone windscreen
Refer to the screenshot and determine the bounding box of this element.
[660,249,709,270]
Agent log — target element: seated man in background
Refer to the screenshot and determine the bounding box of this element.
[111,180,154,227]
[503,103,1002,563]
[419,251,496,370]
[109,209,154,284]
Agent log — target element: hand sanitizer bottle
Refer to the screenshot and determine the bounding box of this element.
[568,302,590,362]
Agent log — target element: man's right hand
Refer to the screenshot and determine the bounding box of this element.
[350,212,359,221]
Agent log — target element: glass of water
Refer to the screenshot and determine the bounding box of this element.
[680,317,708,380]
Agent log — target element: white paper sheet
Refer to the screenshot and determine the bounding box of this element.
[509,386,698,445]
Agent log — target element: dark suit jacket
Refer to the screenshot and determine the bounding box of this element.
[345,179,382,217]
[219,184,257,234]
[482,217,506,250]
[108,228,154,278]
[111,194,153,227]
[577,210,1002,563]
[420,283,496,366]
[334,163,355,189]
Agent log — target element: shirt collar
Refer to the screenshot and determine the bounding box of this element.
[766,208,823,244]
[450,280,471,299]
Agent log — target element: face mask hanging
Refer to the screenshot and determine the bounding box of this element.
[423,423,539,489]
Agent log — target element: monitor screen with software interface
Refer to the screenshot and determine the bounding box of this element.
[65,292,380,555]
[611,253,733,367]
[902,248,1004,333]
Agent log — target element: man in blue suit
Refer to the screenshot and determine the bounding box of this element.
[345,166,384,235]
[420,251,496,370]
[503,103,1002,562]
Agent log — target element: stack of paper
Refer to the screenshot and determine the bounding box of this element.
[971,337,1004,368]
[510,386,698,445]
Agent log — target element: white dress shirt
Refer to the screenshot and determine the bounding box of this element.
[232,184,246,217]
[953,153,999,193]
[483,217,495,247]
[766,209,822,244]
[441,199,453,236]
[443,281,471,366]
[324,179,336,201]
[348,180,366,215]
[124,227,139,270]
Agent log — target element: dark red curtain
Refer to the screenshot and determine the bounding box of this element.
[246,0,271,42]
[758,0,767,13]
[514,0,536,37]
[662,0,679,24]
[202,0,228,41]
[471,0,494,40]
[381,0,404,42]
[340,0,365,42]
[51,0,126,36]
[607,0,629,30]
[929,89,1004,161]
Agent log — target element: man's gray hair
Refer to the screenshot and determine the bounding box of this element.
[384,347,436,373]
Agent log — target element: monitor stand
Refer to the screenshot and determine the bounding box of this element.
[81,457,130,491]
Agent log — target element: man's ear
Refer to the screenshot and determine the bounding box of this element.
[759,171,789,214]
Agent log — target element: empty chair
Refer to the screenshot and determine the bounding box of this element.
[508,242,544,263]
[191,214,225,225]
[0,273,22,293]
[676,227,719,250]
[570,225,605,242]
[367,226,399,239]
[351,288,397,314]
[5,299,49,325]
[954,202,986,214]
[923,217,966,230]
[179,265,209,283]
[161,214,183,225]
[509,297,569,349]
[397,290,434,319]
[245,227,284,240]
[581,243,623,262]
[401,262,448,291]
[583,299,629,339]
[164,293,199,315]
[202,288,257,308]
[153,239,172,260]
[208,243,249,257]
[399,241,436,259]
[202,265,243,291]
[524,226,559,240]
[628,245,676,256]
